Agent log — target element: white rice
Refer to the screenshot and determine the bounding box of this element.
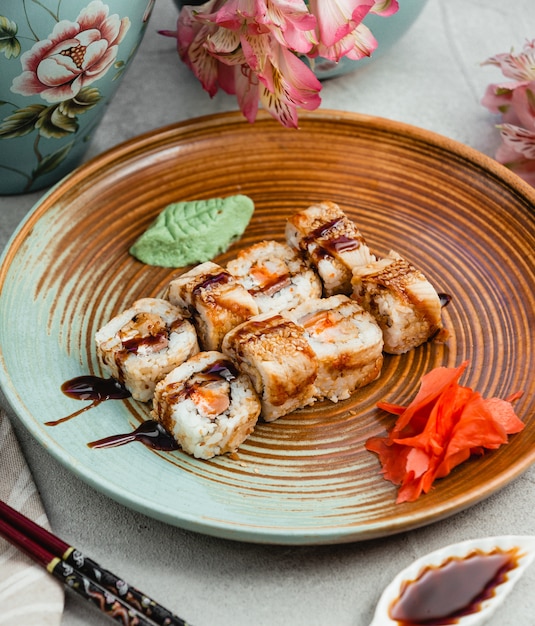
[285,202,375,296]
[167,261,259,352]
[226,239,322,314]
[283,295,384,402]
[222,313,318,422]
[352,251,443,354]
[152,351,261,459]
[95,297,199,402]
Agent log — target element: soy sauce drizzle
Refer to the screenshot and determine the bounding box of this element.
[439,293,452,308]
[122,332,168,354]
[305,218,363,255]
[249,273,291,296]
[328,234,361,253]
[204,359,239,381]
[88,420,179,451]
[193,271,231,294]
[46,375,131,426]
[308,217,342,240]
[389,548,520,625]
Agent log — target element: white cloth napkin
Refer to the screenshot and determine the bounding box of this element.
[0,409,64,626]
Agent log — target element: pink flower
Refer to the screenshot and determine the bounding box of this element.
[215,29,322,128]
[11,1,130,103]
[307,0,374,48]
[173,0,321,126]
[313,21,377,62]
[257,41,322,128]
[169,0,397,127]
[495,124,535,187]
[483,39,535,82]
[172,2,232,97]
[214,0,316,53]
[482,40,535,185]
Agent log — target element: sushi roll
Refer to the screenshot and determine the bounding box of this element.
[222,313,318,422]
[351,251,443,354]
[95,298,199,402]
[226,239,322,314]
[283,295,384,402]
[152,351,261,459]
[167,261,259,352]
[285,202,375,296]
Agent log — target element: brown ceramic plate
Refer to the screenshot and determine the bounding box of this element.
[1,110,534,545]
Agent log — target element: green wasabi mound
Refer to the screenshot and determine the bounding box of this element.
[130,195,255,267]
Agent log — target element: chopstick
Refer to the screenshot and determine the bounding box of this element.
[0,500,191,626]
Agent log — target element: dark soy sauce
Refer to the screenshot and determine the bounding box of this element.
[438,293,452,308]
[88,420,179,451]
[305,217,363,255]
[389,548,520,625]
[249,273,291,296]
[86,359,237,451]
[193,271,231,294]
[328,235,361,253]
[203,359,238,382]
[47,376,131,426]
[308,217,342,240]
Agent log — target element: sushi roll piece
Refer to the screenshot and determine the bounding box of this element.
[222,313,318,422]
[226,239,322,314]
[152,351,261,459]
[351,251,443,354]
[285,201,375,296]
[95,297,199,402]
[167,261,259,352]
[283,295,384,402]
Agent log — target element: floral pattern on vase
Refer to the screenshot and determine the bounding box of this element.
[0,0,154,195]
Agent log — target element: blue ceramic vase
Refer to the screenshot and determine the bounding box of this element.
[0,0,155,195]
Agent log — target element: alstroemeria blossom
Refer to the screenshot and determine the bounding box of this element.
[258,42,322,127]
[314,21,377,62]
[495,124,535,187]
[483,39,535,82]
[308,0,374,48]
[168,0,398,127]
[214,0,316,53]
[173,4,229,97]
[482,39,535,186]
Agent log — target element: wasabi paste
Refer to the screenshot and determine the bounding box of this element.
[130,195,254,267]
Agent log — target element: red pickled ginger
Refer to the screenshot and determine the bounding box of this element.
[365,361,525,503]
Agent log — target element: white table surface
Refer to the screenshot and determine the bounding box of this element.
[1,1,534,624]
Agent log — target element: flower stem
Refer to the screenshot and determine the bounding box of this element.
[33,133,43,162]
[30,0,61,22]
[23,0,39,40]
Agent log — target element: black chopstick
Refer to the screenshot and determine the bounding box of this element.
[0,500,191,626]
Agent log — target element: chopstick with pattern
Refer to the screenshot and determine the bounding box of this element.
[0,500,191,626]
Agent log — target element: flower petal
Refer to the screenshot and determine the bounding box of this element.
[308,0,374,47]
[483,39,535,81]
[497,123,535,159]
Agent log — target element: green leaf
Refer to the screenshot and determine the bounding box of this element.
[36,104,78,138]
[59,87,101,117]
[0,16,21,59]
[0,104,46,138]
[33,142,74,178]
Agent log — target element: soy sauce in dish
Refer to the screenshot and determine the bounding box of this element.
[389,548,520,625]
[46,375,131,426]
